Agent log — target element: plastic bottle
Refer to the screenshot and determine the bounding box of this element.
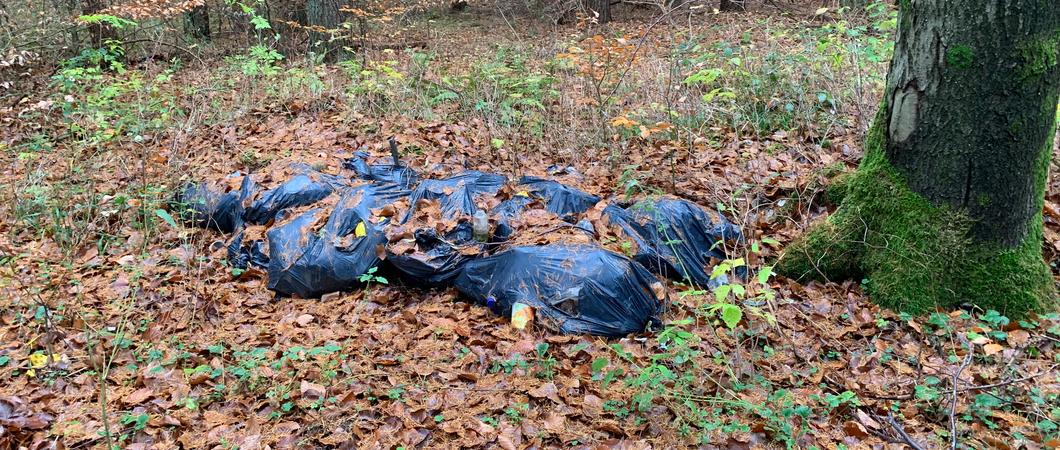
[472,210,489,242]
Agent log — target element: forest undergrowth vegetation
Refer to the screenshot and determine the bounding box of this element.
[2,1,1060,448]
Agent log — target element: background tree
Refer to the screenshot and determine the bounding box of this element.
[719,0,745,12]
[186,4,211,41]
[306,0,345,60]
[81,0,117,48]
[777,1,1060,316]
[587,0,611,23]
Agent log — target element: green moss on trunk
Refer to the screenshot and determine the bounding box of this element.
[777,116,1056,317]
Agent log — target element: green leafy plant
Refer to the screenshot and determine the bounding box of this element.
[504,402,528,424]
[358,266,388,291]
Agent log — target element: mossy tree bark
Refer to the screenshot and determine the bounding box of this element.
[777,0,1060,316]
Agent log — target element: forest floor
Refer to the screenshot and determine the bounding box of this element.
[2,4,1060,449]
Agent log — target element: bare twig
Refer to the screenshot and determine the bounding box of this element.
[959,363,1060,392]
[119,38,207,68]
[950,336,973,450]
[886,412,926,450]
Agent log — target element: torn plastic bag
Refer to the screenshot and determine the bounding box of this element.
[454,245,664,337]
[174,174,257,233]
[516,176,600,220]
[343,151,419,189]
[604,197,742,288]
[405,171,507,220]
[266,183,408,298]
[244,171,346,225]
[386,221,480,288]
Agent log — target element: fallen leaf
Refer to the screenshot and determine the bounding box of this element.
[300,380,326,400]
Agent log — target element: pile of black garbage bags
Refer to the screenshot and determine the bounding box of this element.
[175,151,742,337]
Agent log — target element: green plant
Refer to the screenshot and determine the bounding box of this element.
[490,355,528,374]
[928,312,950,331]
[966,393,1005,428]
[532,343,557,379]
[387,385,406,401]
[458,47,557,134]
[358,266,388,291]
[819,391,861,410]
[504,402,528,424]
[118,412,149,436]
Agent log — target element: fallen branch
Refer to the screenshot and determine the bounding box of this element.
[886,412,926,450]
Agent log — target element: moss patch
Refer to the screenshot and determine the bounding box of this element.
[945,44,974,70]
[1018,31,1060,81]
[777,113,1056,317]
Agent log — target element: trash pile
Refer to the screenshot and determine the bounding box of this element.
[175,151,742,337]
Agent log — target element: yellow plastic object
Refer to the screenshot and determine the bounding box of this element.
[511,303,534,330]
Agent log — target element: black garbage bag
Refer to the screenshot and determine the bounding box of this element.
[244,171,346,225]
[266,183,408,298]
[454,245,664,337]
[516,176,600,220]
[174,173,257,233]
[490,178,599,241]
[405,171,507,220]
[386,221,481,288]
[384,171,505,286]
[604,197,742,288]
[489,194,533,242]
[227,230,269,270]
[343,151,419,189]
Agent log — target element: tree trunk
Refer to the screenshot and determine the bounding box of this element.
[587,0,611,24]
[81,0,116,48]
[777,1,1060,316]
[306,0,345,60]
[186,4,211,41]
[719,0,745,12]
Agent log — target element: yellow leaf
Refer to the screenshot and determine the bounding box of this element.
[28,353,49,369]
[815,7,829,15]
[609,116,636,129]
[516,191,530,197]
[25,369,36,378]
[354,221,367,237]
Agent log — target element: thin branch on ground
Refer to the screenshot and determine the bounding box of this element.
[950,335,973,450]
[959,363,1060,392]
[886,412,926,450]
